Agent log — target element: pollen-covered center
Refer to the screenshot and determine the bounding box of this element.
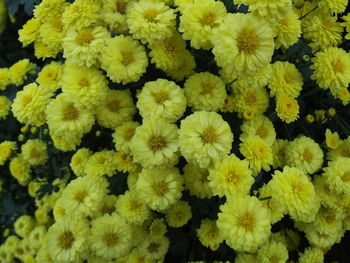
[103,232,119,247]
[62,104,79,121]
[144,9,159,22]
[244,92,257,105]
[236,28,259,54]
[201,126,217,144]
[76,29,94,46]
[237,212,255,232]
[200,82,214,95]
[148,135,166,151]
[148,242,160,253]
[303,148,313,163]
[107,100,120,112]
[123,127,135,140]
[332,59,345,73]
[30,149,40,159]
[74,190,88,203]
[270,256,281,263]
[120,50,134,66]
[58,231,75,249]
[284,72,294,83]
[79,78,90,87]
[342,171,350,182]
[116,0,127,14]
[152,90,169,103]
[291,181,304,196]
[226,169,240,183]
[256,125,268,139]
[22,95,32,105]
[101,204,116,214]
[129,200,141,210]
[152,181,168,196]
[199,12,216,27]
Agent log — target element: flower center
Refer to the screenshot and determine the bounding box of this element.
[74,190,87,203]
[129,200,141,210]
[62,104,79,121]
[30,149,40,159]
[200,83,214,95]
[144,9,159,22]
[103,232,118,247]
[76,30,94,46]
[107,100,120,112]
[58,231,75,249]
[332,59,345,73]
[116,0,127,14]
[343,171,350,182]
[101,204,116,214]
[123,127,135,140]
[22,95,32,104]
[152,91,169,103]
[226,169,239,183]
[148,242,160,253]
[303,148,313,163]
[148,136,166,151]
[200,12,216,26]
[270,256,280,263]
[120,50,134,66]
[79,78,89,87]
[237,212,255,231]
[244,92,257,105]
[152,181,168,196]
[201,126,217,144]
[236,28,259,54]
[165,42,177,55]
[284,72,294,83]
[256,126,268,139]
[291,182,304,196]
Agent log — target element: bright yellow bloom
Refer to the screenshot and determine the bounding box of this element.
[164,200,192,228]
[36,61,63,92]
[33,0,68,23]
[240,115,276,146]
[112,121,140,154]
[257,240,289,263]
[0,68,10,91]
[325,129,341,149]
[183,162,213,199]
[275,95,299,123]
[21,139,48,166]
[18,18,41,47]
[274,11,301,49]
[323,157,350,194]
[0,96,11,120]
[9,59,36,86]
[197,219,223,251]
[0,141,17,165]
[84,150,118,177]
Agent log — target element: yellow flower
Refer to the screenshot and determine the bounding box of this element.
[318,0,347,14]
[311,47,350,96]
[70,148,92,176]
[50,132,82,152]
[9,155,31,186]
[336,87,350,105]
[212,13,275,76]
[136,167,183,211]
[239,135,273,174]
[257,240,289,263]
[197,219,223,251]
[149,218,167,237]
[112,121,140,154]
[272,139,289,168]
[179,0,227,50]
[240,115,276,146]
[127,0,176,44]
[137,79,187,122]
[274,11,301,49]
[165,49,196,81]
[21,139,48,166]
[275,95,299,123]
[18,18,41,47]
[39,18,66,52]
[63,26,110,67]
[183,162,213,199]
[0,96,11,120]
[130,119,179,168]
[184,72,227,111]
[33,0,68,23]
[14,215,35,238]
[101,35,148,84]
[33,39,59,59]
[178,111,233,168]
[138,235,169,261]
[325,129,341,149]
[323,157,350,194]
[285,136,324,174]
[84,150,118,177]
[208,154,254,198]
[342,13,350,40]
[9,59,36,86]
[90,213,132,260]
[46,216,89,262]
[36,61,63,92]
[271,166,319,222]
[0,141,17,165]
[0,68,10,91]
[164,200,192,228]
[269,61,303,98]
[217,196,271,252]
[298,247,324,263]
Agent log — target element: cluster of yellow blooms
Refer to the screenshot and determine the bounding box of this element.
[0,0,350,262]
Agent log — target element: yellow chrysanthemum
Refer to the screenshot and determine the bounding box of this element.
[183,162,213,199]
[298,247,324,263]
[285,136,324,174]
[275,95,299,124]
[179,0,227,50]
[136,167,183,211]
[36,61,63,92]
[208,154,254,198]
[323,157,350,194]
[272,139,289,168]
[70,148,92,177]
[217,196,271,252]
[21,139,48,166]
[212,13,274,76]
[149,218,167,237]
[137,79,187,122]
[0,96,11,120]
[46,94,95,138]
[240,115,276,146]
[239,135,273,174]
[235,253,257,263]
[34,39,59,59]
[271,166,319,222]
[164,200,192,228]
[178,111,233,168]
[257,240,289,263]
[165,49,196,81]
[50,132,82,152]
[325,129,341,150]
[46,216,89,262]
[9,155,31,186]
[342,13,350,40]
[197,219,223,251]
[0,68,10,91]
[90,213,132,260]
[311,47,350,96]
[18,18,41,47]
[184,72,226,111]
[100,35,148,84]
[84,150,118,177]
[14,215,35,238]
[138,235,169,261]
[9,59,36,86]
[112,121,140,154]
[130,119,178,168]
[269,61,303,98]
[319,0,347,14]
[39,18,66,52]
[0,141,17,165]
[12,83,53,126]
[274,11,301,49]
[33,0,68,23]
[336,87,350,105]
[127,0,176,44]
[63,26,110,67]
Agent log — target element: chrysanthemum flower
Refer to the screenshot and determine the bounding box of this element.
[183,162,213,199]
[235,0,292,21]
[137,79,187,122]
[342,13,350,40]
[9,156,31,186]
[208,155,253,198]
[12,83,53,126]
[232,64,272,89]
[61,64,108,109]
[311,47,350,96]
[63,26,110,68]
[90,213,132,260]
[272,139,289,168]
[100,35,148,84]
[50,132,82,152]
[257,240,289,263]
[60,175,107,216]
[46,94,94,138]
[46,216,89,262]
[9,59,36,86]
[179,0,227,50]
[325,129,341,150]
[164,200,192,228]
[271,166,319,222]
[269,61,303,98]
[184,72,226,111]
[274,11,301,49]
[18,18,41,47]
[102,0,136,33]
[39,18,66,52]
[179,111,233,168]
[302,10,343,51]
[127,0,176,44]
[0,96,11,120]
[33,39,59,59]
[166,50,196,81]
[130,119,179,168]
[240,115,276,146]
[285,136,324,174]
[139,235,170,261]
[0,68,10,91]
[318,0,347,14]
[112,121,140,154]
[298,247,324,263]
[36,61,63,92]
[212,13,275,76]
[197,219,223,251]
[327,136,350,161]
[235,253,258,263]
[240,135,273,174]
[21,139,48,166]
[275,95,299,123]
[323,157,350,194]
[70,148,92,177]
[0,141,17,166]
[303,223,344,249]
[33,0,68,22]
[217,196,271,252]
[84,150,118,177]
[136,167,183,211]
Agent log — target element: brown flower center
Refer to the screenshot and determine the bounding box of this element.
[58,231,75,249]
[201,126,217,144]
[148,136,166,151]
[62,104,79,121]
[237,212,255,231]
[236,28,259,54]
[103,232,118,247]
